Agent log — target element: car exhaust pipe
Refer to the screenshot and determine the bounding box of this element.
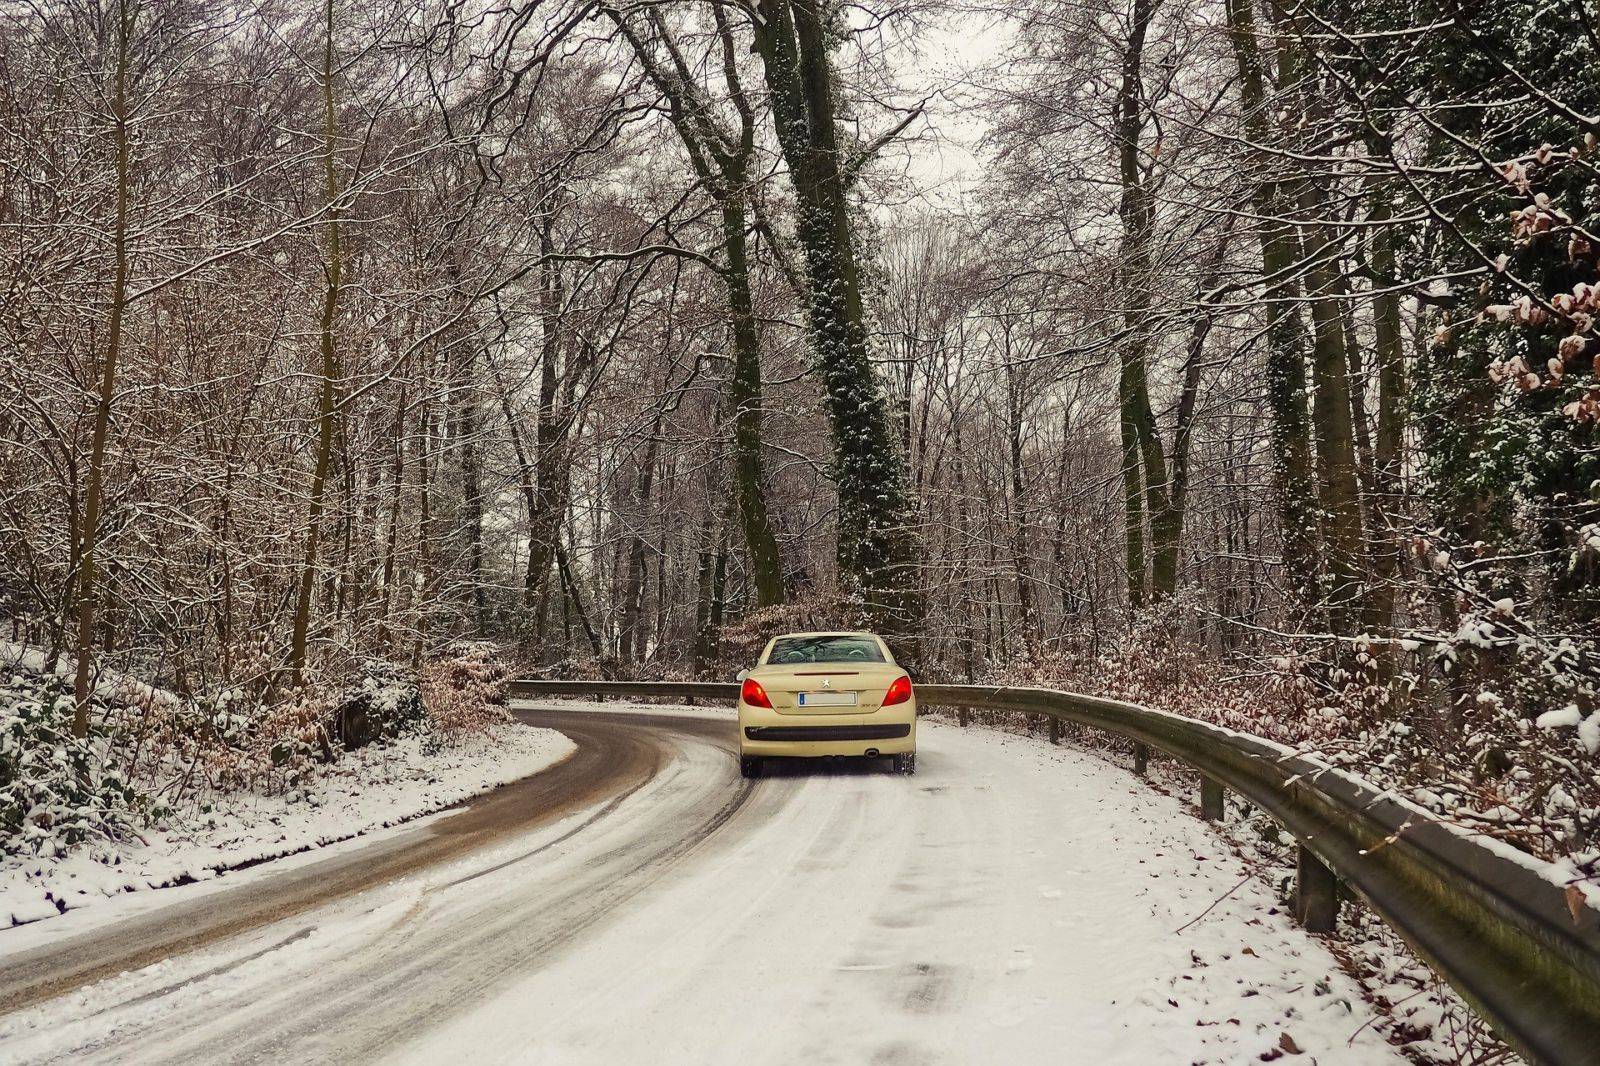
[864,748,880,759]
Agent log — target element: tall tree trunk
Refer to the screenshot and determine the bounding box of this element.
[451,342,486,633]
[289,0,343,684]
[525,230,569,644]
[1169,223,1236,540]
[1119,402,1147,610]
[1223,0,1321,608]
[1113,0,1179,603]
[606,7,787,607]
[722,194,786,607]
[413,393,436,668]
[72,0,134,736]
[619,426,661,666]
[1291,100,1368,635]
[377,376,409,649]
[1363,193,1409,635]
[555,538,601,658]
[693,512,718,677]
[1005,362,1034,633]
[752,0,920,644]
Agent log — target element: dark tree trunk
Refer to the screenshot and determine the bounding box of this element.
[1224,0,1322,610]
[289,0,343,685]
[752,0,921,647]
[606,7,787,608]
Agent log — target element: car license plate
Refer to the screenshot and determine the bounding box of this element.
[798,691,857,707]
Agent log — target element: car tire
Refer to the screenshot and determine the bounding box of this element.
[894,753,916,776]
[739,756,762,779]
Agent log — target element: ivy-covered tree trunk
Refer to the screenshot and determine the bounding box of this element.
[752,0,920,639]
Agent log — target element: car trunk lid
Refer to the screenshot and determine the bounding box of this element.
[751,663,905,715]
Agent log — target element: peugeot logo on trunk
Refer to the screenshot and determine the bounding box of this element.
[821,678,832,688]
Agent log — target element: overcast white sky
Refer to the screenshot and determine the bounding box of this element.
[882,9,1015,211]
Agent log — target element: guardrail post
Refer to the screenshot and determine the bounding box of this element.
[1133,742,1148,776]
[1200,776,1225,821]
[958,706,969,727]
[1048,716,1061,745]
[1293,844,1340,933]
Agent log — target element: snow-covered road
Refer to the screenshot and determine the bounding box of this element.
[0,704,1408,1064]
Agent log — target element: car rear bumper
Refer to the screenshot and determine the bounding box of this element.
[738,703,916,757]
[744,723,911,742]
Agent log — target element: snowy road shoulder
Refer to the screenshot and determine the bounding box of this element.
[1,722,575,931]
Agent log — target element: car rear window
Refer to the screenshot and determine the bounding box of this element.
[767,636,886,665]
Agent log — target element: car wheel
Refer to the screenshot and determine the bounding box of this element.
[894,753,916,776]
[740,756,762,779]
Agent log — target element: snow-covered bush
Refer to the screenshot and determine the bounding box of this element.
[0,670,146,857]
[331,660,425,750]
[718,593,871,669]
[420,641,511,737]
[973,587,1598,878]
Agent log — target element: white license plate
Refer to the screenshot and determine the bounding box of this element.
[797,691,857,707]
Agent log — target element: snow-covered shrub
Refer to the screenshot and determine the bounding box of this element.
[331,660,425,750]
[420,641,511,737]
[718,593,871,669]
[0,670,146,857]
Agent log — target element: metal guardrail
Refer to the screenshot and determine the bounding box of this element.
[507,679,1600,1066]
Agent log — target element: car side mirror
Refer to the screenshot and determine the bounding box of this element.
[735,669,750,682]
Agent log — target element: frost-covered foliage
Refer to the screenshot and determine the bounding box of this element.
[717,594,874,668]
[420,641,511,737]
[1,643,518,865]
[979,592,1598,879]
[0,671,147,858]
[1454,142,1600,617]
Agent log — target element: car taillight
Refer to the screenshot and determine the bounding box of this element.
[883,675,913,706]
[741,677,773,709]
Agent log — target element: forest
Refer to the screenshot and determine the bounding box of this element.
[1,0,1596,921]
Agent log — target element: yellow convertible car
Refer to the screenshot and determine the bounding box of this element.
[737,631,916,778]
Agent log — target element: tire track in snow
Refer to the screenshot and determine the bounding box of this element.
[0,708,668,1013]
[0,709,755,1064]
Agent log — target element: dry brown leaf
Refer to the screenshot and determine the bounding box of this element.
[1567,883,1588,925]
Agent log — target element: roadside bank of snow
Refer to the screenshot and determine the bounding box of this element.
[921,705,1501,1063]
[2,722,574,928]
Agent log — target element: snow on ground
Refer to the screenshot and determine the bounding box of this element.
[0,640,182,714]
[396,713,1405,1066]
[1,705,1410,1064]
[2,722,575,928]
